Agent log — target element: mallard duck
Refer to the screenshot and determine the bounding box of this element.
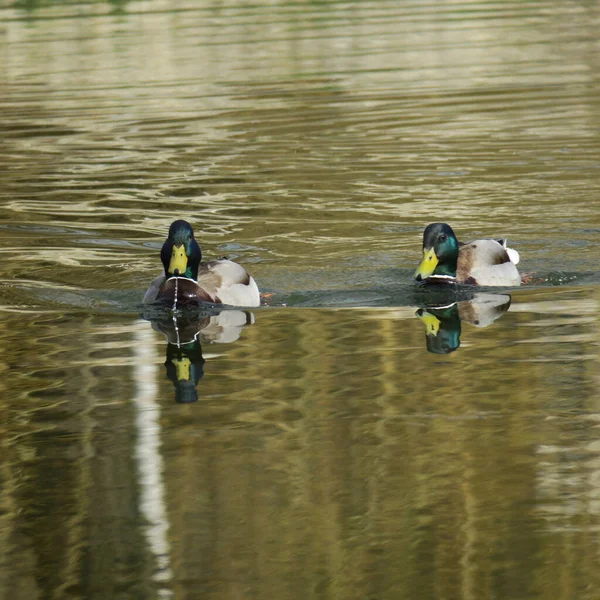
[143,220,261,307]
[414,223,521,286]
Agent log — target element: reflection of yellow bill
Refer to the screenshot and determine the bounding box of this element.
[169,245,188,275]
[418,311,441,336]
[173,357,192,381]
[414,247,439,280]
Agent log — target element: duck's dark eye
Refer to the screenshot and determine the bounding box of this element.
[439,234,447,242]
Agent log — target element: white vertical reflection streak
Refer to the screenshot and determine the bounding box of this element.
[132,320,173,598]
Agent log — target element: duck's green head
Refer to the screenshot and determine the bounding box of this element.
[414,223,459,281]
[161,220,202,280]
[416,304,461,354]
[165,341,205,404]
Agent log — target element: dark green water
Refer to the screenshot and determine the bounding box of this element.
[2,1,600,598]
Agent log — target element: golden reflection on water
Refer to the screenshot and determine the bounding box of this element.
[2,0,600,598]
[0,287,600,597]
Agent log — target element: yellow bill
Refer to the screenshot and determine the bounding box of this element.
[414,247,439,280]
[173,357,192,381]
[417,311,441,337]
[169,244,188,275]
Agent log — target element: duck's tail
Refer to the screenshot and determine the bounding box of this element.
[497,238,520,265]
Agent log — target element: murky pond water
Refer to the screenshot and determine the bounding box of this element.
[2,1,600,598]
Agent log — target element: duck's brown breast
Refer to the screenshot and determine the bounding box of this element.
[157,277,218,306]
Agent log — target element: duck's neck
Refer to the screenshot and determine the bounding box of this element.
[434,257,457,278]
[166,264,198,280]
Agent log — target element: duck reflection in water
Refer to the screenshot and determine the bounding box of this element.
[148,309,254,403]
[416,293,511,354]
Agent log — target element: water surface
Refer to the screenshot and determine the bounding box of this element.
[2,1,600,598]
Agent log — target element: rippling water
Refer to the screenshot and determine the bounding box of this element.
[2,1,600,598]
